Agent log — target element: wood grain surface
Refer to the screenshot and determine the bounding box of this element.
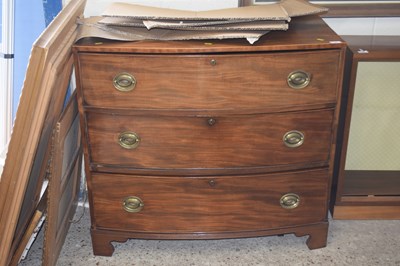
[0,1,86,265]
[77,50,340,110]
[73,15,346,255]
[86,109,334,169]
[91,168,329,233]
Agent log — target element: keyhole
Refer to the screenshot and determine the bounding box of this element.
[208,180,216,187]
[207,118,216,126]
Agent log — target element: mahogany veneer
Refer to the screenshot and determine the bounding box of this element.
[73,16,346,256]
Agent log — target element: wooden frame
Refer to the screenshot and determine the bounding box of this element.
[0,1,86,265]
[238,0,400,17]
[43,92,82,266]
[9,189,47,266]
[331,35,400,219]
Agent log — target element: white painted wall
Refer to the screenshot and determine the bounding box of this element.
[0,0,14,178]
[83,0,239,17]
[324,17,400,36]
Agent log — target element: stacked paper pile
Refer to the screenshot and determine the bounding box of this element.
[77,0,328,44]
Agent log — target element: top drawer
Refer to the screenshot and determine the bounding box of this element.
[77,50,341,110]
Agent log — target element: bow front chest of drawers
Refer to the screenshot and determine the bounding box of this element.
[73,16,346,256]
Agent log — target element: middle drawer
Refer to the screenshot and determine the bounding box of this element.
[85,109,334,170]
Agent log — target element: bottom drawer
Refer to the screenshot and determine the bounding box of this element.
[90,169,329,233]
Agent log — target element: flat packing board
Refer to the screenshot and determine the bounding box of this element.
[0,0,86,265]
[77,0,327,44]
[99,17,289,31]
[98,18,263,27]
[280,0,328,17]
[77,17,270,44]
[102,1,290,21]
[101,0,328,21]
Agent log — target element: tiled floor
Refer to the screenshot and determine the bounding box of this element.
[20,207,400,266]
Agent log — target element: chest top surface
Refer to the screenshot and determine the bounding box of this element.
[73,16,345,54]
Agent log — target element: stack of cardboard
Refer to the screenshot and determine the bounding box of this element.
[77,0,328,44]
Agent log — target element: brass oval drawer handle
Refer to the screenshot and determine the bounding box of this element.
[287,70,311,89]
[280,193,300,209]
[283,130,304,148]
[123,196,144,213]
[113,72,136,92]
[118,131,140,149]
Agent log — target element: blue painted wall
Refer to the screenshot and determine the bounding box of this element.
[43,0,62,26]
[13,0,62,119]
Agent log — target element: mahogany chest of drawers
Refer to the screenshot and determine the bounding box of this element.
[73,16,346,256]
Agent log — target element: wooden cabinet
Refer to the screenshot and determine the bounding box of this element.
[73,16,346,256]
[331,36,400,219]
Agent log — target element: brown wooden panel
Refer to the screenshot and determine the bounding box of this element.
[9,189,47,266]
[343,170,400,196]
[0,1,86,265]
[86,109,334,169]
[91,222,329,255]
[12,48,75,259]
[322,3,400,18]
[43,93,82,266]
[333,206,400,220]
[91,168,329,233]
[78,50,340,110]
[10,211,44,266]
[341,196,400,203]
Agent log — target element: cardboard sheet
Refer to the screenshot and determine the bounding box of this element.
[77,0,328,45]
[98,17,146,28]
[144,20,288,31]
[98,17,288,31]
[102,2,291,21]
[77,17,269,44]
[281,0,328,17]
